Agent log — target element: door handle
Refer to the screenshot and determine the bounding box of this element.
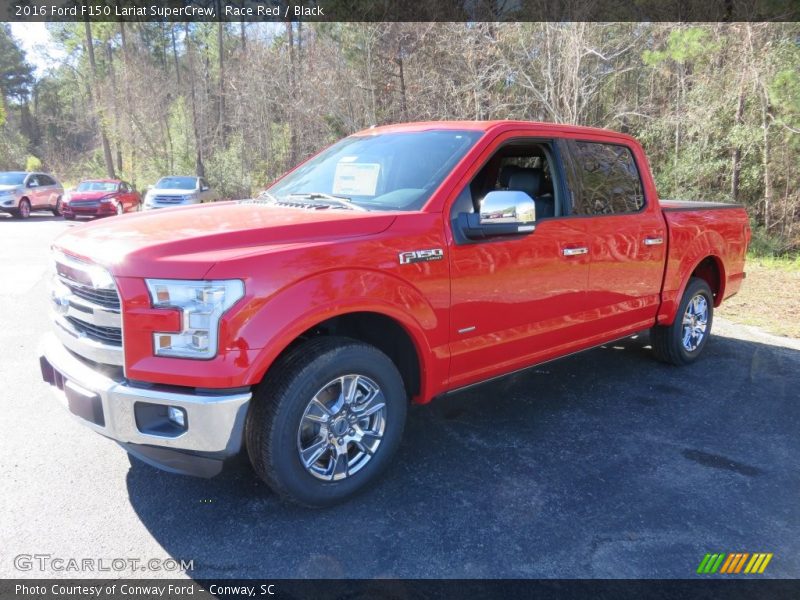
[643,237,664,246]
[562,247,588,256]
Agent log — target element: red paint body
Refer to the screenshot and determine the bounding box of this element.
[62,179,142,218]
[53,122,750,402]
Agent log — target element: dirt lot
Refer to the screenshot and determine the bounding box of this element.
[718,258,800,339]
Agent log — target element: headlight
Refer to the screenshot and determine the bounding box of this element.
[145,279,244,359]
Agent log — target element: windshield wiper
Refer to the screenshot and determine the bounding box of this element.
[288,192,367,211]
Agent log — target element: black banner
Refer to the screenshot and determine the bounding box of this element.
[2,0,799,23]
[4,579,800,600]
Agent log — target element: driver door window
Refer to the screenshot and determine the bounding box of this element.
[449,142,560,227]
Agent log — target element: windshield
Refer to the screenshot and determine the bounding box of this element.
[77,181,118,192]
[267,130,483,211]
[156,176,197,190]
[0,172,26,186]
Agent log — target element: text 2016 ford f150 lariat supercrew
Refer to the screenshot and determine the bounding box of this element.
[40,121,750,506]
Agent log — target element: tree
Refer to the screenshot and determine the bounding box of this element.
[0,25,33,100]
[83,20,116,179]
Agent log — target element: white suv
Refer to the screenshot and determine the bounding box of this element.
[0,171,65,219]
[143,176,218,210]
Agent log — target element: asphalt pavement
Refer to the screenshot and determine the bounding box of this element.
[1,213,798,580]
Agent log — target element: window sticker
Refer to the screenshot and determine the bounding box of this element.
[333,162,381,196]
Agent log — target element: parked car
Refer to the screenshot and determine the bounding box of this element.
[0,171,64,219]
[142,176,217,210]
[61,179,142,220]
[40,121,750,507]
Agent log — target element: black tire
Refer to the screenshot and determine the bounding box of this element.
[52,197,62,216]
[246,336,407,507]
[650,277,714,366]
[16,198,31,219]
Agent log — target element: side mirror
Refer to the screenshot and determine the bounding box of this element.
[458,191,537,240]
[27,180,38,188]
[201,185,210,192]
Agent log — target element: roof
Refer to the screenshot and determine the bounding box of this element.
[353,120,637,143]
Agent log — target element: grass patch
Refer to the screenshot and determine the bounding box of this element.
[717,253,800,338]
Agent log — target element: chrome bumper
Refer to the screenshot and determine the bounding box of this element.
[40,333,252,475]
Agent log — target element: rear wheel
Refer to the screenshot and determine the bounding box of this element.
[650,277,714,365]
[16,198,31,219]
[52,197,62,216]
[246,336,407,507]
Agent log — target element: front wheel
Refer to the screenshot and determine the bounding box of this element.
[650,277,714,366]
[16,198,31,219]
[246,337,407,507]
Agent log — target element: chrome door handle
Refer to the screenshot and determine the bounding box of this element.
[562,247,588,256]
[644,237,664,246]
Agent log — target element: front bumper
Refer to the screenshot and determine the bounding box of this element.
[63,204,115,217]
[39,333,252,477]
[0,196,20,212]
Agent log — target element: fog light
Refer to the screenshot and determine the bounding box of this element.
[167,406,186,428]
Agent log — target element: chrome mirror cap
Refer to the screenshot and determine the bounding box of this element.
[479,190,536,225]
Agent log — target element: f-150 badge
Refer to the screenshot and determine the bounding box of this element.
[398,248,444,265]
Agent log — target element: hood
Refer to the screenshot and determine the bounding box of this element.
[53,200,397,278]
[68,190,115,201]
[0,185,20,193]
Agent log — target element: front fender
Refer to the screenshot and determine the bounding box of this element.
[234,268,447,402]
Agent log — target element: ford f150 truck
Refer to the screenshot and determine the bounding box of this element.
[39,121,750,506]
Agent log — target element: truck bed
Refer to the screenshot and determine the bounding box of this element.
[658,200,750,323]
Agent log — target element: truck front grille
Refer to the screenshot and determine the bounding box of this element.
[65,316,123,346]
[51,252,124,367]
[62,280,120,310]
[153,195,184,204]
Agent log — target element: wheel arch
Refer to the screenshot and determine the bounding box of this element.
[689,255,725,305]
[658,228,728,325]
[274,311,423,401]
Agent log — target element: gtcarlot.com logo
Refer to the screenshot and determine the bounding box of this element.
[697,552,773,575]
[14,554,193,573]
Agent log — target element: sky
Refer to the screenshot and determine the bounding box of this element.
[9,23,67,77]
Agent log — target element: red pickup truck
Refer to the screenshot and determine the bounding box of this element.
[40,121,750,506]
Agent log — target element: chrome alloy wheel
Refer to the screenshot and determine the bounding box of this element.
[297,374,387,481]
[681,293,709,352]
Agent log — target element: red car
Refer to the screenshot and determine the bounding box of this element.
[41,121,750,506]
[61,179,141,219]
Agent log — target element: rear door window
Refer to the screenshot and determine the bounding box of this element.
[562,140,645,215]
